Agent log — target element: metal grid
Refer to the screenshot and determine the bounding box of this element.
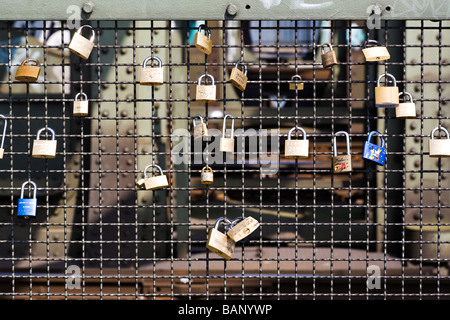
[0,18,449,300]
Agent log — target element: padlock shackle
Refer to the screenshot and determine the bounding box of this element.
[367,131,385,148]
[20,180,37,199]
[142,55,162,68]
[76,25,95,42]
[214,217,232,231]
[333,131,350,156]
[376,72,397,87]
[222,114,235,139]
[36,127,55,141]
[197,24,211,38]
[193,114,204,127]
[75,92,88,101]
[321,42,334,53]
[229,216,245,229]
[0,114,7,149]
[234,60,247,76]
[22,59,40,67]
[363,39,383,48]
[430,126,450,140]
[287,126,307,140]
[197,73,215,86]
[143,164,164,178]
[290,74,302,82]
[399,91,413,103]
[201,166,213,173]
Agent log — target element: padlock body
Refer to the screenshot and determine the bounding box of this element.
[375,86,399,107]
[144,175,169,190]
[196,84,216,102]
[194,123,208,140]
[289,82,304,90]
[363,142,386,165]
[333,154,352,173]
[15,65,40,82]
[68,32,94,60]
[206,228,235,260]
[73,100,89,116]
[0,148,4,159]
[32,140,57,158]
[220,137,235,152]
[429,139,450,157]
[362,46,390,62]
[201,171,214,184]
[17,198,37,219]
[321,50,337,68]
[230,67,248,91]
[194,32,212,55]
[140,67,164,85]
[395,102,416,118]
[227,216,260,242]
[285,140,309,158]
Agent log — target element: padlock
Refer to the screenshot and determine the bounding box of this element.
[230,60,248,91]
[194,24,212,55]
[32,127,57,159]
[200,166,214,184]
[284,126,309,158]
[17,180,37,219]
[321,43,338,68]
[220,114,235,152]
[193,114,208,140]
[395,92,416,119]
[429,126,450,158]
[362,131,387,166]
[139,56,164,86]
[289,74,304,90]
[362,39,390,62]
[196,73,216,102]
[73,92,89,116]
[226,216,260,242]
[68,25,95,60]
[206,217,235,260]
[333,131,352,173]
[0,114,7,159]
[375,73,399,108]
[142,164,169,190]
[15,59,40,82]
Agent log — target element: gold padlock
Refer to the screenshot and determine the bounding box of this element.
[284,126,309,158]
[194,24,212,55]
[201,166,214,185]
[333,131,352,173]
[227,216,260,242]
[68,25,95,60]
[0,115,7,159]
[289,74,304,91]
[206,217,235,260]
[193,114,208,140]
[15,59,41,82]
[395,92,416,119]
[139,56,164,86]
[220,114,235,153]
[362,39,390,62]
[375,73,399,108]
[73,92,89,116]
[429,126,450,158]
[32,127,57,159]
[141,164,169,190]
[321,43,338,68]
[196,73,216,102]
[230,60,248,91]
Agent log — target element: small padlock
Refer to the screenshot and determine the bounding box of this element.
[68,25,95,60]
[230,60,248,91]
[0,115,7,159]
[194,24,212,55]
[139,56,164,86]
[73,92,89,116]
[321,43,338,68]
[362,39,390,62]
[32,127,57,159]
[196,73,216,102]
[284,126,309,158]
[226,216,260,242]
[289,75,304,90]
[206,217,235,260]
[395,92,416,119]
[362,131,387,166]
[193,114,208,140]
[375,73,399,108]
[15,59,41,82]
[429,126,450,158]
[200,166,214,184]
[333,131,352,173]
[220,114,235,152]
[17,180,37,219]
[142,164,169,190]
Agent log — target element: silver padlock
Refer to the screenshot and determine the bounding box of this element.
[220,114,235,153]
[0,114,7,159]
[196,73,216,102]
[193,114,208,140]
[32,127,57,159]
[140,56,164,85]
[73,92,89,116]
[429,126,450,158]
[284,126,309,158]
[68,25,95,60]
[395,92,416,119]
[333,131,352,173]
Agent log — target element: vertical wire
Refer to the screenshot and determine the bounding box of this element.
[275,19,281,300]
[257,20,263,301]
[436,19,442,299]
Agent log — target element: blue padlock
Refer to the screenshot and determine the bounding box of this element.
[17,180,37,219]
[363,131,386,166]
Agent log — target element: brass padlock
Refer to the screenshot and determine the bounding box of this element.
[333,131,352,173]
[429,126,450,158]
[193,114,208,140]
[139,56,164,86]
[362,39,390,62]
[375,73,399,108]
[194,24,212,55]
[321,43,338,68]
[15,59,41,82]
[201,166,214,185]
[227,216,260,242]
[68,25,95,60]
[142,164,169,190]
[395,92,416,119]
[32,127,57,159]
[220,114,235,152]
[196,73,216,102]
[0,115,7,159]
[206,217,235,260]
[289,74,304,90]
[73,92,89,116]
[230,60,248,91]
[284,126,309,158]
